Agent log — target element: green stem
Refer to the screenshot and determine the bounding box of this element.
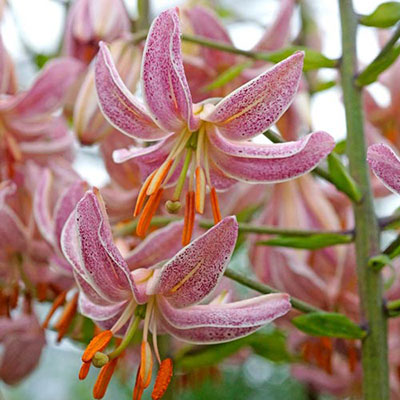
[339,1,389,398]
[224,268,321,314]
[137,0,150,31]
[108,315,141,359]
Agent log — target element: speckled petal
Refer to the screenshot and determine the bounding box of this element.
[210,131,335,183]
[367,143,400,195]
[126,220,185,269]
[155,216,238,308]
[159,313,261,344]
[203,52,304,140]
[184,6,237,71]
[208,124,313,158]
[142,8,199,132]
[95,42,167,141]
[158,293,291,328]
[79,292,128,321]
[61,190,141,303]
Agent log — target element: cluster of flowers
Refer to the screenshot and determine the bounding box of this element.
[1,0,400,399]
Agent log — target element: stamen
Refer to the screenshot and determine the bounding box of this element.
[54,292,79,342]
[82,330,113,363]
[152,359,173,400]
[195,166,206,214]
[172,148,192,202]
[210,187,222,224]
[140,341,153,388]
[134,170,157,217]
[93,358,118,399]
[110,299,136,334]
[133,367,145,400]
[36,282,48,302]
[182,191,195,246]
[147,159,173,196]
[108,315,141,360]
[42,290,67,329]
[136,188,164,238]
[79,361,91,380]
[347,342,358,373]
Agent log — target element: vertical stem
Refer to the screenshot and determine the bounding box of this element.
[338,1,389,399]
[137,0,150,31]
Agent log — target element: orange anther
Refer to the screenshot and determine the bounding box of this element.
[195,166,206,214]
[93,358,118,399]
[136,188,164,237]
[347,343,358,373]
[182,191,195,246]
[82,330,113,363]
[152,358,173,400]
[42,290,67,329]
[210,187,221,224]
[36,282,48,302]
[79,361,91,380]
[134,170,157,217]
[54,292,79,342]
[133,367,145,400]
[140,341,153,388]
[147,159,173,196]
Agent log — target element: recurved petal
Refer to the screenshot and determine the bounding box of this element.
[125,220,185,270]
[210,131,334,183]
[95,42,167,141]
[157,293,290,329]
[159,313,261,344]
[203,52,304,140]
[61,190,140,303]
[155,216,238,308]
[367,143,400,195]
[142,8,199,132]
[79,292,128,322]
[11,58,84,117]
[184,6,237,71]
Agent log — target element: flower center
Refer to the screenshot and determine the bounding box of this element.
[134,123,222,245]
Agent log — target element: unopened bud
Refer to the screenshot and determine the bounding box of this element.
[92,352,109,368]
[165,200,181,214]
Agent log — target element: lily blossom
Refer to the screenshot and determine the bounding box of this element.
[95,8,335,245]
[61,189,291,399]
[367,143,400,195]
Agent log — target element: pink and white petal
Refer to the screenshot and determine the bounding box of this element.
[367,143,400,195]
[0,206,27,252]
[184,6,237,71]
[158,312,261,344]
[142,8,199,132]
[208,124,313,158]
[0,180,16,206]
[62,191,137,303]
[209,161,237,191]
[53,180,88,247]
[157,292,290,328]
[33,168,54,245]
[125,220,185,270]
[252,0,294,52]
[11,58,84,117]
[155,216,238,308]
[79,292,128,321]
[210,131,334,183]
[203,52,304,140]
[95,42,166,141]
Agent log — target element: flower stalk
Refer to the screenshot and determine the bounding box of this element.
[339,0,389,398]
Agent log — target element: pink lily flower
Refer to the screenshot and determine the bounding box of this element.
[0,57,84,179]
[61,189,291,399]
[183,1,295,101]
[63,0,131,64]
[367,143,400,195]
[95,8,335,245]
